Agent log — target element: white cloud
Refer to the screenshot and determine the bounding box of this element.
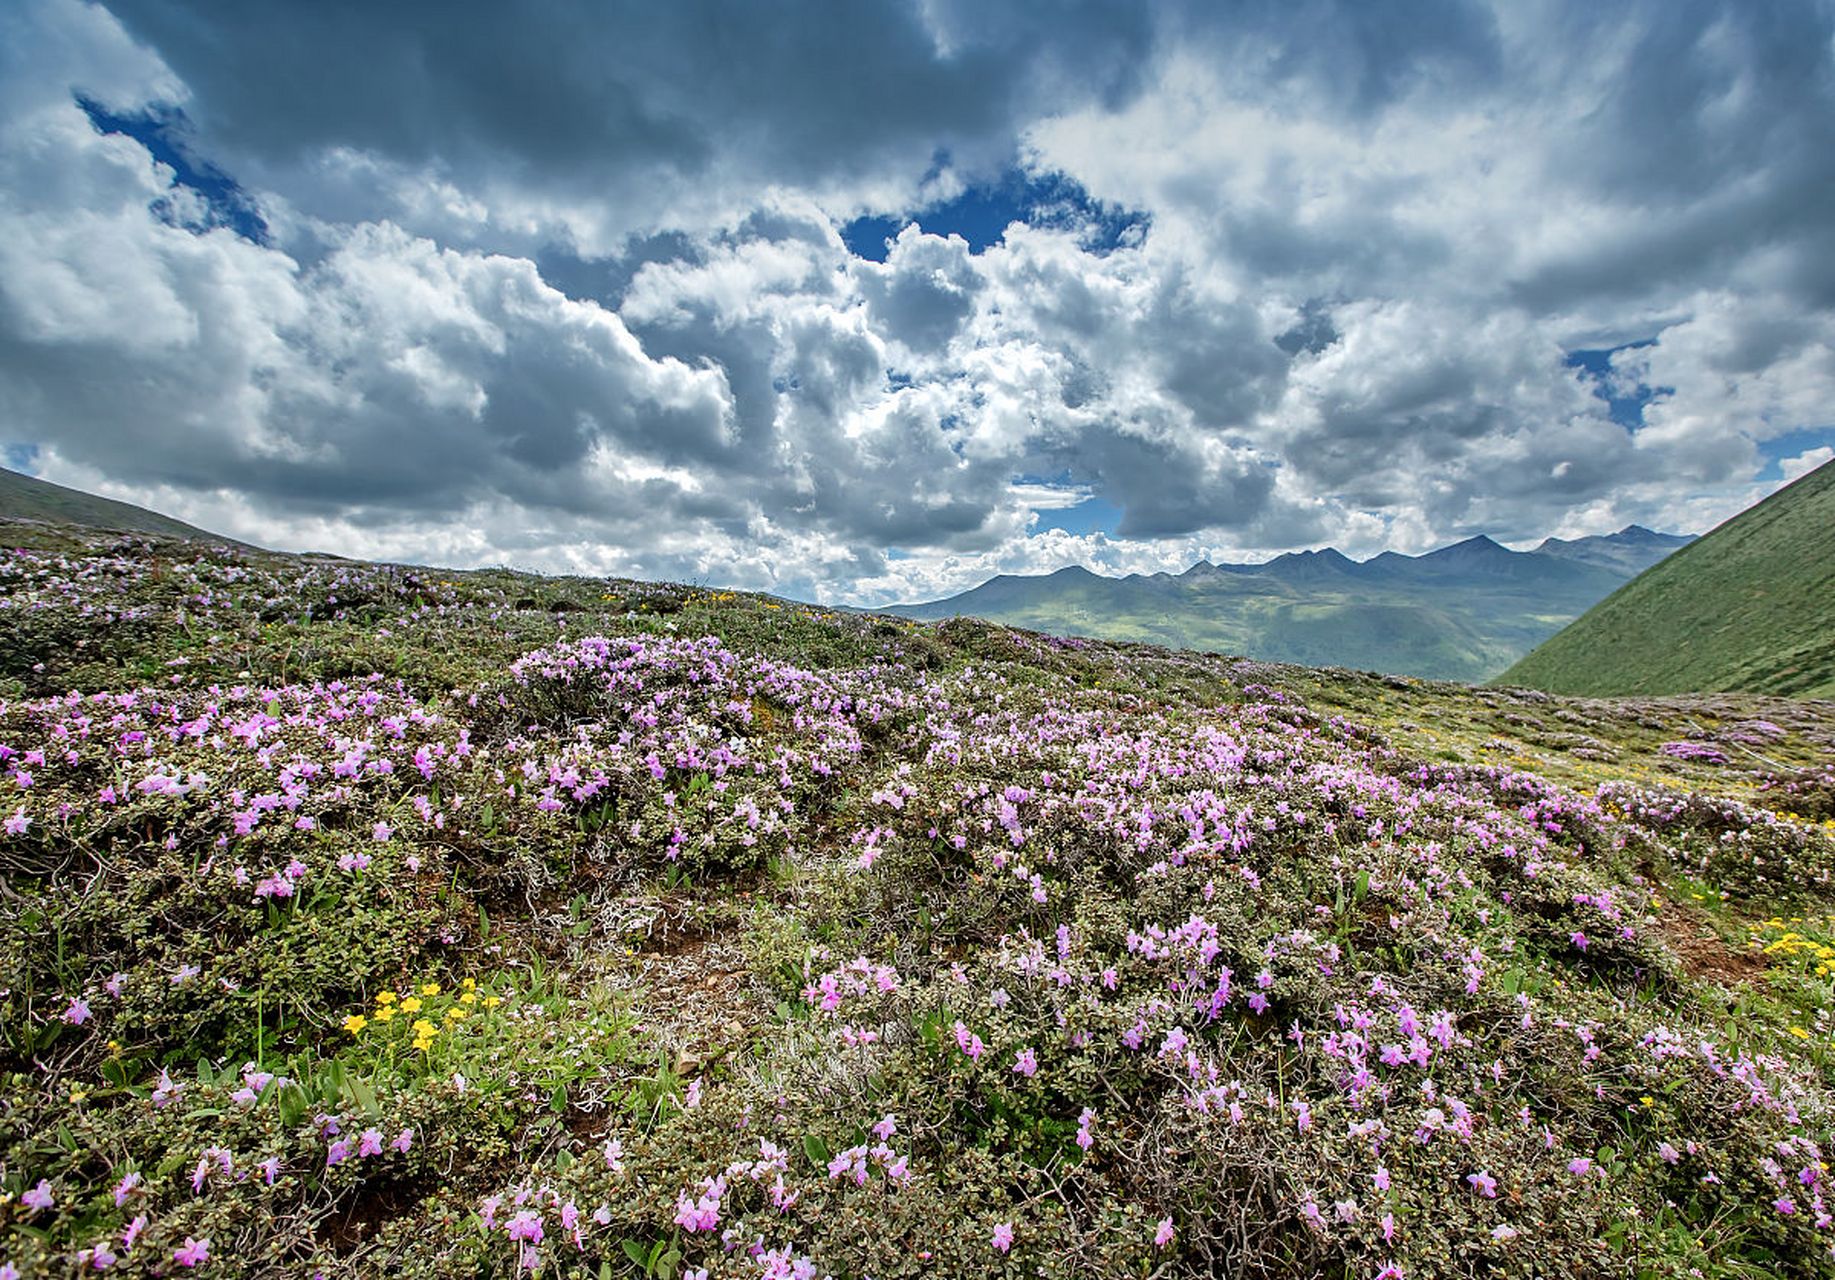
[1779,447,1834,484]
[0,0,1831,609]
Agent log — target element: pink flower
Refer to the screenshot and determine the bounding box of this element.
[326,1138,352,1167]
[62,998,91,1025]
[1012,1047,1038,1078]
[392,1128,414,1154]
[4,807,29,836]
[112,1172,140,1206]
[21,1179,53,1213]
[1153,1217,1174,1247]
[991,1222,1014,1253]
[1467,1171,1497,1199]
[358,1128,384,1157]
[506,1210,545,1243]
[172,1238,210,1268]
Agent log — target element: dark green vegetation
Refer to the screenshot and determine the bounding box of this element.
[0,467,241,546]
[1503,459,1835,699]
[889,529,1690,682]
[1,519,1833,1279]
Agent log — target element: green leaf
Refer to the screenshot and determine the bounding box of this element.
[349,1075,379,1116]
[621,1239,648,1269]
[803,1133,830,1167]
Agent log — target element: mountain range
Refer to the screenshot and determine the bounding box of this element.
[887,526,1693,682]
[1503,458,1835,699]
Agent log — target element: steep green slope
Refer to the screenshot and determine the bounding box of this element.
[0,466,238,544]
[1500,459,1835,698]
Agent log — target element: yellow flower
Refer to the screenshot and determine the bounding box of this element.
[344,1014,368,1034]
[1789,1026,1811,1039]
[375,991,396,1005]
[445,1007,466,1023]
[459,991,477,1006]
[483,995,502,1009]
[400,997,423,1014]
[1639,1095,1654,1108]
[462,978,477,991]
[421,982,442,997]
[412,1018,437,1037]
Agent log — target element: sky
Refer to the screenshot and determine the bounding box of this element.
[1,1,1832,606]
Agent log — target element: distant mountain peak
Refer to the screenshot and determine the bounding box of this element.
[1423,533,1515,561]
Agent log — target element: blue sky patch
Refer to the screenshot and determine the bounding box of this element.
[3,443,41,474]
[1566,341,1665,430]
[77,96,269,244]
[1033,494,1123,537]
[1755,426,1835,480]
[843,166,1147,262]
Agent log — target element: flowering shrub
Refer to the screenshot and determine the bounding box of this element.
[1,528,1834,1276]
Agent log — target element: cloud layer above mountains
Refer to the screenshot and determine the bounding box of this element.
[2,0,1831,603]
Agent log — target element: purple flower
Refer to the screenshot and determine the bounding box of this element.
[1567,1157,1592,1176]
[21,1179,53,1213]
[62,997,92,1025]
[326,1138,352,1167]
[172,1238,210,1268]
[358,1128,384,1157]
[1153,1217,1174,1247]
[392,1128,414,1154]
[991,1222,1014,1253]
[1467,1171,1497,1199]
[1012,1047,1038,1078]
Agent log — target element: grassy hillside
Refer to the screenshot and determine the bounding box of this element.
[0,466,239,545]
[892,533,1688,683]
[1501,461,1835,698]
[2,525,1835,1278]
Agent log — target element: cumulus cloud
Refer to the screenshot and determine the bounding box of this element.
[1,0,1831,606]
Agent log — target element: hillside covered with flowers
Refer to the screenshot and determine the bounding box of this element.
[2,523,1835,1278]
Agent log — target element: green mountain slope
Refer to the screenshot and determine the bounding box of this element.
[0,466,239,544]
[889,530,1691,682]
[1499,459,1835,698]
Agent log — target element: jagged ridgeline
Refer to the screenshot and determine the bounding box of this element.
[1502,458,1835,699]
[886,528,1692,683]
[2,519,1835,1277]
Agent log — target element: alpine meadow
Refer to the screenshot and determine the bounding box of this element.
[3,2,1834,1278]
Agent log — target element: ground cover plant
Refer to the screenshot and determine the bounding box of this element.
[1,521,1834,1278]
